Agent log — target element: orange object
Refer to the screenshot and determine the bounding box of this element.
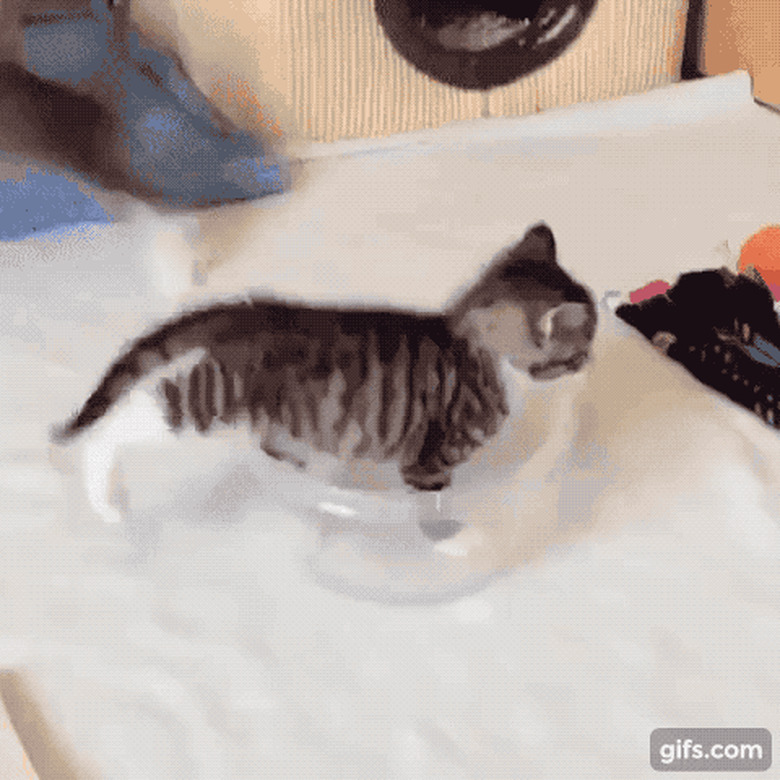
[738,225,780,299]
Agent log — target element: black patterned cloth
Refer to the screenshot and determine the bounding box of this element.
[616,267,780,428]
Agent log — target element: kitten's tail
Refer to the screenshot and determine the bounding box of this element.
[50,315,206,444]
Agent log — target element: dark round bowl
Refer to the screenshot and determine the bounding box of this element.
[375,0,599,90]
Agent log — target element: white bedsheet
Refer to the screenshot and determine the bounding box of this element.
[0,72,778,778]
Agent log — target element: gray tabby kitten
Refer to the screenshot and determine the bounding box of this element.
[53,223,596,527]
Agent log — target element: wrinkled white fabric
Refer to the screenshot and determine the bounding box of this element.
[0,72,778,778]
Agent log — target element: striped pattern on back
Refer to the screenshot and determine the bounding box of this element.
[152,303,507,489]
[53,225,597,492]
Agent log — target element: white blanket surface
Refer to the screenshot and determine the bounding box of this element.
[0,72,778,778]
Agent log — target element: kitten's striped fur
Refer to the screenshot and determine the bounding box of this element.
[54,224,596,495]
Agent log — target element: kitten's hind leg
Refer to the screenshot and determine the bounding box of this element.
[81,389,172,524]
[400,460,453,493]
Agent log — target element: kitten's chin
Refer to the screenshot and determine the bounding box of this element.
[527,351,590,381]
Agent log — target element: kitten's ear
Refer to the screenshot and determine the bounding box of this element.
[445,223,558,317]
[511,223,557,264]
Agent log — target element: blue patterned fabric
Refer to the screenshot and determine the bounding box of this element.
[0,170,112,241]
[18,1,286,208]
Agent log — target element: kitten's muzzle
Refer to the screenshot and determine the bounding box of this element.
[529,350,590,380]
[530,298,595,380]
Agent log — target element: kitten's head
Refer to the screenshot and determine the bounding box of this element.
[451,223,597,379]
